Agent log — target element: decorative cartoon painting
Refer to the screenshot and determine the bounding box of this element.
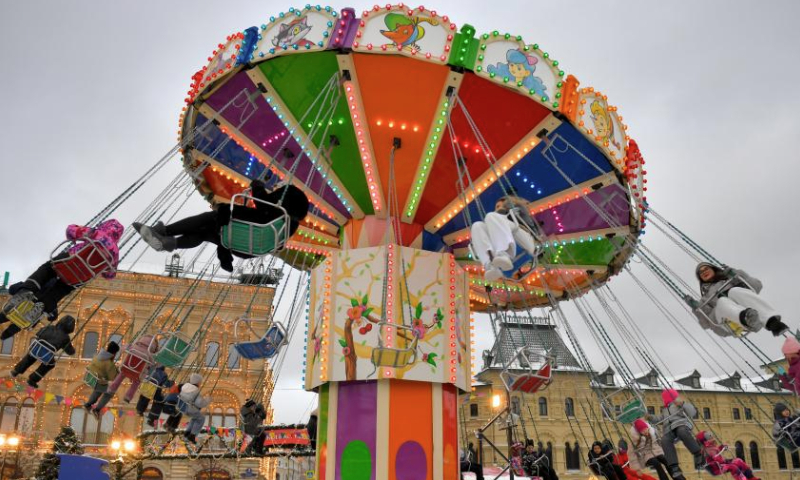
[200,33,244,90]
[475,36,563,109]
[305,245,471,391]
[353,6,454,63]
[252,7,338,61]
[576,89,628,168]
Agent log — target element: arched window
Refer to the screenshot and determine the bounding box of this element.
[564,443,572,469]
[18,398,35,432]
[108,334,123,360]
[224,408,237,429]
[0,337,13,356]
[0,398,18,432]
[538,397,548,417]
[735,441,745,461]
[546,441,554,466]
[205,342,220,368]
[565,398,575,417]
[211,407,224,428]
[227,344,240,370]
[70,407,114,444]
[565,442,581,470]
[510,397,521,415]
[777,446,787,470]
[793,450,800,469]
[749,442,760,470]
[82,331,99,359]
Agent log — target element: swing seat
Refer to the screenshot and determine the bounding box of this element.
[121,350,151,380]
[153,332,193,368]
[370,323,418,370]
[176,398,190,414]
[500,346,554,394]
[776,418,800,453]
[2,292,43,330]
[30,338,57,364]
[220,194,291,256]
[51,238,115,287]
[616,397,646,424]
[233,322,287,360]
[83,368,101,389]
[138,379,159,399]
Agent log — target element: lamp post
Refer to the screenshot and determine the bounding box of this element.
[108,438,136,480]
[0,434,20,480]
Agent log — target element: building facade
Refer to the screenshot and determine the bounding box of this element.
[0,269,280,479]
[460,315,799,480]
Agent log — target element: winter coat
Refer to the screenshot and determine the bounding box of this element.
[588,441,616,474]
[88,351,119,390]
[651,399,696,433]
[34,316,76,355]
[628,425,665,470]
[66,219,124,279]
[779,357,800,395]
[773,403,800,440]
[241,400,267,436]
[694,263,762,327]
[180,383,210,414]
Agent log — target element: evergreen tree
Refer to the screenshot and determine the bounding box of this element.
[35,426,85,480]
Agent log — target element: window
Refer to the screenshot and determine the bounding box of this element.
[791,450,799,469]
[511,397,521,416]
[565,442,581,470]
[605,373,614,386]
[732,408,741,420]
[744,408,753,420]
[210,407,224,428]
[565,398,574,417]
[646,406,655,415]
[82,331,99,359]
[226,343,240,370]
[0,337,13,355]
[774,379,783,391]
[703,407,711,420]
[108,334,123,360]
[735,441,745,461]
[777,446,788,470]
[692,376,701,388]
[546,441,554,466]
[749,442,760,470]
[205,342,220,368]
[538,397,548,417]
[0,398,18,432]
[70,407,114,445]
[223,408,237,429]
[18,398,34,432]
[470,404,479,418]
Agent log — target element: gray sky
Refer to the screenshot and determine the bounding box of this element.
[2,1,799,424]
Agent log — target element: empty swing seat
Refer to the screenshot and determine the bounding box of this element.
[371,323,418,369]
[601,383,647,423]
[500,346,554,394]
[153,332,193,368]
[234,322,287,360]
[219,194,290,256]
[3,292,44,330]
[51,238,115,287]
[30,338,57,364]
[506,363,553,393]
[617,397,646,424]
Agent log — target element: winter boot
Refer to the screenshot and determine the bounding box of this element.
[490,251,514,271]
[767,316,789,337]
[739,308,759,329]
[26,377,39,389]
[135,224,164,251]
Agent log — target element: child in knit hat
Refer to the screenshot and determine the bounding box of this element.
[629,418,674,480]
[648,389,703,479]
[773,403,800,449]
[696,431,759,480]
[778,337,800,395]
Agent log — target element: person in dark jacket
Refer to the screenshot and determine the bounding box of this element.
[589,441,627,480]
[460,442,484,480]
[160,383,184,433]
[241,399,268,454]
[134,179,310,271]
[136,365,173,420]
[773,403,800,448]
[306,407,318,450]
[9,315,76,388]
[523,440,559,480]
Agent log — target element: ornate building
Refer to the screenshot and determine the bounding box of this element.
[461,314,799,479]
[0,268,278,479]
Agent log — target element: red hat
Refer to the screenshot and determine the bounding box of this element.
[633,418,649,433]
[661,388,679,407]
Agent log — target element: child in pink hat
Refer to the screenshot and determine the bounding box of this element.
[778,337,800,395]
[648,389,703,479]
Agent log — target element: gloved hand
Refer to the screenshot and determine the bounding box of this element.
[683,295,700,309]
[778,366,787,376]
[721,266,737,279]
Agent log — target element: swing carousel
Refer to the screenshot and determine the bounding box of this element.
[4,3,794,480]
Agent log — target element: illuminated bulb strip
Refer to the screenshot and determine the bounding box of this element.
[187,32,244,105]
[285,240,334,258]
[469,317,476,379]
[293,225,339,247]
[425,131,542,233]
[383,244,394,379]
[402,74,462,222]
[355,5,456,64]
[248,71,362,219]
[575,88,629,172]
[320,256,334,383]
[448,255,457,384]
[252,6,337,60]
[196,103,346,225]
[526,171,616,215]
[341,78,384,214]
[451,227,628,256]
[304,213,337,234]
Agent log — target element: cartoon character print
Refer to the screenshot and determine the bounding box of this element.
[272,16,314,49]
[487,49,548,100]
[590,100,622,151]
[380,13,439,52]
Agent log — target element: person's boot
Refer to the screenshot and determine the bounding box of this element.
[767,316,790,336]
[739,308,759,329]
[693,453,705,470]
[135,224,165,251]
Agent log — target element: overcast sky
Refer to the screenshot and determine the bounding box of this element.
[2,1,800,425]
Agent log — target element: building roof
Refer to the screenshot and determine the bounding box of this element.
[481,313,582,371]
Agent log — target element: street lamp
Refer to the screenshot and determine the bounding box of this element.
[109,438,137,480]
[0,434,21,479]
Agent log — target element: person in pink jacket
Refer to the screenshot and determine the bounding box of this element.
[86,334,160,416]
[696,431,759,480]
[778,337,800,395]
[0,220,124,340]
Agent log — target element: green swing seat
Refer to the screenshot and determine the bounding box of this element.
[601,383,647,424]
[219,194,291,256]
[617,397,647,424]
[153,332,193,368]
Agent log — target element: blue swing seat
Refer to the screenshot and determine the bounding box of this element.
[234,322,288,360]
[30,338,57,364]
